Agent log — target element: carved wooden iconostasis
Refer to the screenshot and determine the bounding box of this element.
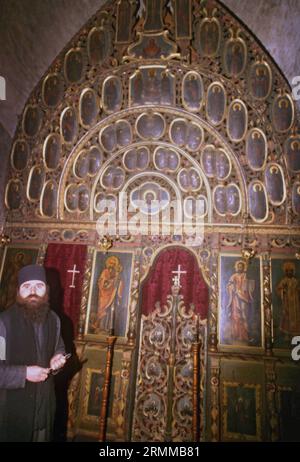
[1,0,300,442]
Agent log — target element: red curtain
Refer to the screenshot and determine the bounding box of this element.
[44,243,87,335]
[141,247,208,319]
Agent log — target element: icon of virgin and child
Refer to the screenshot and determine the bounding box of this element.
[88,255,125,336]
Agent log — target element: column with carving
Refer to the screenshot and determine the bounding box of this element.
[210,356,220,442]
[265,360,279,441]
[77,245,94,340]
[114,357,131,440]
[127,250,141,346]
[262,252,273,356]
[36,242,47,265]
[192,331,201,442]
[99,335,117,441]
[208,249,218,352]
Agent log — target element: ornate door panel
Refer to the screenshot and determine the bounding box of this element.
[132,247,208,442]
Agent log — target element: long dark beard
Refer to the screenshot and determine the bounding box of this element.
[16,292,50,323]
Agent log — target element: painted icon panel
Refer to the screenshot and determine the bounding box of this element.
[136,112,165,140]
[60,107,78,144]
[11,140,29,171]
[264,163,286,206]
[223,381,262,441]
[196,17,221,57]
[246,129,267,171]
[206,82,226,125]
[248,61,272,100]
[227,100,247,142]
[102,76,122,114]
[43,134,61,170]
[130,67,175,106]
[42,73,64,107]
[223,38,247,78]
[285,136,300,172]
[41,181,57,218]
[5,180,22,210]
[272,94,294,133]
[88,26,112,66]
[79,88,98,127]
[182,71,203,112]
[64,48,85,83]
[271,258,300,349]
[248,181,268,222]
[23,105,42,138]
[219,255,263,348]
[27,166,45,201]
[292,183,300,215]
[86,251,134,338]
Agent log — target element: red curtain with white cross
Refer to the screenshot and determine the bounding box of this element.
[44,243,87,335]
[141,247,208,319]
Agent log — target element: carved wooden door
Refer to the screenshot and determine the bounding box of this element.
[132,284,201,442]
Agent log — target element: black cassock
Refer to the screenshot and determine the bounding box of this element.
[0,304,65,441]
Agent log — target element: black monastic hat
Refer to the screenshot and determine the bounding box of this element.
[18,264,46,287]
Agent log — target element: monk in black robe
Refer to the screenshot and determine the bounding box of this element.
[0,264,66,442]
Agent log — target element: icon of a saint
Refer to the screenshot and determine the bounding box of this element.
[96,256,124,333]
[226,260,255,344]
[276,261,300,337]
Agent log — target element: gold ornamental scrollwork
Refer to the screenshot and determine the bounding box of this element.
[77,246,94,339]
[262,252,273,356]
[208,250,218,352]
[127,250,142,346]
[36,243,47,265]
[132,283,204,442]
[114,357,132,439]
